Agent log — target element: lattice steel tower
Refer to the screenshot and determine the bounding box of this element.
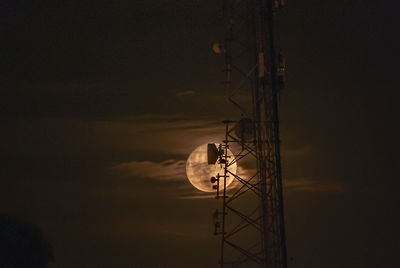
[210,0,287,267]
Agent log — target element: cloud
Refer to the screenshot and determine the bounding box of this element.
[176,90,196,97]
[231,166,343,193]
[284,177,344,193]
[283,146,312,158]
[112,159,186,181]
[106,115,342,194]
[178,194,216,199]
[93,115,225,157]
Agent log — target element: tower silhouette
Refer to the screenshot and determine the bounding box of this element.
[211,0,287,267]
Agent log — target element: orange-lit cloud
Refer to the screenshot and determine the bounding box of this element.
[176,90,196,97]
[101,115,342,194]
[113,159,186,181]
[284,177,344,193]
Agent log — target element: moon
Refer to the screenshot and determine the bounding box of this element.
[186,143,237,192]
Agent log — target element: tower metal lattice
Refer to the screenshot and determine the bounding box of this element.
[211,0,287,267]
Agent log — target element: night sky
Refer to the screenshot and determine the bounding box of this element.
[1,0,399,267]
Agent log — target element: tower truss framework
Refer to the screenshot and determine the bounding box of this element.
[212,0,287,267]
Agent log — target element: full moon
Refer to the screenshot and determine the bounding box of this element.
[186,143,237,192]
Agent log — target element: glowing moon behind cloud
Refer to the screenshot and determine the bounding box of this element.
[186,143,237,192]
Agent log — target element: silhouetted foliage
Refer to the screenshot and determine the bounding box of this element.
[0,215,54,268]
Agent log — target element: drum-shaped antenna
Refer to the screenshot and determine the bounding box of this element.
[234,118,254,142]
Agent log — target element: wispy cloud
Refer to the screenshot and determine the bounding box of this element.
[94,114,225,157]
[283,146,312,158]
[229,166,343,193]
[284,177,344,193]
[178,194,216,199]
[176,90,196,97]
[105,115,341,195]
[112,159,186,181]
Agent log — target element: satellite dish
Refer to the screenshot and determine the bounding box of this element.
[207,143,220,165]
[234,118,254,142]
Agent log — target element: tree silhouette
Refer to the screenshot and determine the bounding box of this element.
[0,215,54,268]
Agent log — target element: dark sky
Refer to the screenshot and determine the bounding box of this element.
[1,0,399,267]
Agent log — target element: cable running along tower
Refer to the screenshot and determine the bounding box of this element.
[210,0,287,267]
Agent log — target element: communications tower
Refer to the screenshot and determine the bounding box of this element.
[210,0,287,267]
